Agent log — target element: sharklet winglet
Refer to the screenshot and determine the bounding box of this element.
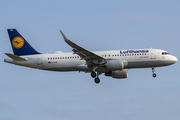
[60,30,70,42]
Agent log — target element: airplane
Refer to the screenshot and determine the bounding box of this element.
[4,29,178,84]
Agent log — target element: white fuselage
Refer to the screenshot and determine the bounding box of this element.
[4,49,177,72]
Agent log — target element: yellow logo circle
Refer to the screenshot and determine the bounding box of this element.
[12,37,24,49]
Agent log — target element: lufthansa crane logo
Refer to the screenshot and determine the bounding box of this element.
[12,37,24,49]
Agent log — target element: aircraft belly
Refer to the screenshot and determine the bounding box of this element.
[43,59,85,71]
[126,60,174,68]
[44,67,77,71]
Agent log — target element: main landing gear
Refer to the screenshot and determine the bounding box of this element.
[152,67,157,78]
[91,72,101,84]
[91,72,96,78]
[94,77,100,84]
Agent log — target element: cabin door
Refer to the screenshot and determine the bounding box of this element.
[37,55,43,65]
[150,49,156,59]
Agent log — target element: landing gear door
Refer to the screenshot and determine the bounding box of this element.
[150,49,156,59]
[37,55,43,65]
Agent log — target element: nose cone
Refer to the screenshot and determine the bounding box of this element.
[171,56,178,64]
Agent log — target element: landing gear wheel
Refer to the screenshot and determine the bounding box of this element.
[153,73,156,78]
[94,77,100,84]
[152,67,157,78]
[91,72,96,78]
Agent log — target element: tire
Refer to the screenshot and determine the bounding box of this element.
[153,73,156,78]
[91,72,96,78]
[94,77,100,84]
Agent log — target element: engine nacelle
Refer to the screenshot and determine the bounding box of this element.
[106,59,124,70]
[105,69,128,79]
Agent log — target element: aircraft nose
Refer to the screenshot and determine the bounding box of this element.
[172,56,178,64]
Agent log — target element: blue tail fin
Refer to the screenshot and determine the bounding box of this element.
[7,29,41,56]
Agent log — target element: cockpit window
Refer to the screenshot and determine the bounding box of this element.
[162,52,170,55]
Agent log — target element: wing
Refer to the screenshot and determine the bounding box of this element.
[60,30,105,65]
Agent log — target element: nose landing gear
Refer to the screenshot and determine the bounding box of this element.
[152,67,157,78]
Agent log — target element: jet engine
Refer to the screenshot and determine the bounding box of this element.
[105,59,125,70]
[105,69,128,79]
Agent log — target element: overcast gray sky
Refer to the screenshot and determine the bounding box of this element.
[0,0,180,120]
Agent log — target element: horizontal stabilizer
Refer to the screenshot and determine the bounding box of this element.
[5,53,28,61]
